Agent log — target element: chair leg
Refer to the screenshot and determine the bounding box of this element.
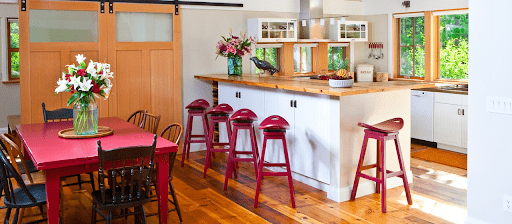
[140,206,147,224]
[203,119,216,178]
[169,180,183,223]
[12,208,19,224]
[395,136,413,205]
[249,126,259,179]
[224,127,237,190]
[78,174,82,189]
[4,207,12,224]
[16,208,24,224]
[254,135,268,208]
[350,135,369,201]
[380,139,387,213]
[200,114,209,160]
[182,114,193,167]
[107,210,112,224]
[91,205,97,224]
[281,136,295,208]
[376,140,381,194]
[89,172,95,191]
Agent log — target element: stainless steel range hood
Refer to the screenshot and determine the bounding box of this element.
[299,0,331,41]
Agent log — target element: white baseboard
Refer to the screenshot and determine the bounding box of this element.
[438,143,467,154]
[465,216,490,224]
[0,127,7,134]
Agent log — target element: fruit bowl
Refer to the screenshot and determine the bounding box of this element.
[329,78,354,88]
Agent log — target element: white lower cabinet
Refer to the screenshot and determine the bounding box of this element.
[218,82,332,184]
[434,92,468,150]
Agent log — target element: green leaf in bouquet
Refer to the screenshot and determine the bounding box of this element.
[67,92,80,106]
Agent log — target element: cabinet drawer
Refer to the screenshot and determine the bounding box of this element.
[435,92,462,105]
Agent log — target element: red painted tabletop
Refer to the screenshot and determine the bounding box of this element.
[16,117,178,170]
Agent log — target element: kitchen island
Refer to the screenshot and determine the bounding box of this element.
[195,74,434,202]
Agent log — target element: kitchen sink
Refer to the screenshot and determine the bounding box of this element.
[438,84,468,92]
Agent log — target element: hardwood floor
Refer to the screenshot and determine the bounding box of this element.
[2,149,467,224]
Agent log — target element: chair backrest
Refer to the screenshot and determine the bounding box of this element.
[127,110,147,128]
[42,102,73,123]
[97,135,157,205]
[0,133,30,180]
[160,123,183,175]
[143,113,161,134]
[0,141,39,206]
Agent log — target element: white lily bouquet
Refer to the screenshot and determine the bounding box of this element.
[55,54,113,135]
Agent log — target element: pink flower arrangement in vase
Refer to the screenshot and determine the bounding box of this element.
[216,30,255,76]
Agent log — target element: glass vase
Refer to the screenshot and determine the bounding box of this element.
[227,56,242,76]
[73,100,98,135]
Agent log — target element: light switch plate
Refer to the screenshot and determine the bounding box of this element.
[488,97,512,115]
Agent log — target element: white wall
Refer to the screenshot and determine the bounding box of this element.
[324,0,365,15]
[181,7,299,152]
[0,3,20,128]
[181,0,299,13]
[364,0,468,15]
[466,1,512,224]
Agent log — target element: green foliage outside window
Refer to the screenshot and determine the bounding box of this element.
[254,48,278,74]
[400,17,425,77]
[439,14,469,79]
[328,46,348,71]
[10,21,20,78]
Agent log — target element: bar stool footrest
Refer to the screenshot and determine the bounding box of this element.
[386,170,404,178]
[189,140,207,143]
[358,173,382,183]
[361,164,378,171]
[262,171,289,176]
[190,135,207,138]
[234,151,254,155]
[262,163,286,167]
[232,158,256,162]
[210,149,230,153]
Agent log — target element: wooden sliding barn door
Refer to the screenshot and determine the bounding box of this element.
[20,0,182,129]
[20,0,108,124]
[107,3,182,134]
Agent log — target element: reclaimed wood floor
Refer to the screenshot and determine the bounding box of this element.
[2,148,467,224]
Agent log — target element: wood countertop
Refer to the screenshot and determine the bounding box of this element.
[195,74,435,97]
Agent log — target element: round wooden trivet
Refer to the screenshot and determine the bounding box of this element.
[58,126,114,139]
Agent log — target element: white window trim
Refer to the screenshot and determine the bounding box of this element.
[293,43,318,48]
[328,43,349,47]
[393,12,424,18]
[1,17,8,81]
[433,9,469,16]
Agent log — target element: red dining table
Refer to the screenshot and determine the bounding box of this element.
[16,117,177,224]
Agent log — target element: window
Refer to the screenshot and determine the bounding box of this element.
[294,44,315,73]
[399,16,425,78]
[328,46,348,71]
[439,13,468,80]
[254,47,279,74]
[8,18,19,81]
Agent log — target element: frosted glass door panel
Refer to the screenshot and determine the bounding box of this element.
[29,10,98,42]
[116,12,172,42]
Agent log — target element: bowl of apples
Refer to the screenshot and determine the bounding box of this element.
[328,69,354,88]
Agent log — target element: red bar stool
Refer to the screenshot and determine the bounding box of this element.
[254,115,295,208]
[223,109,260,190]
[182,99,210,167]
[203,103,234,178]
[350,118,412,213]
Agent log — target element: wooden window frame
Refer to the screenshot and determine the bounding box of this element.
[327,46,348,72]
[397,17,425,79]
[294,46,315,74]
[435,11,469,82]
[7,18,19,82]
[255,47,280,75]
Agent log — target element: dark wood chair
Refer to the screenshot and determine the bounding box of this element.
[91,135,157,224]
[42,102,73,123]
[1,133,38,184]
[42,102,95,191]
[143,113,161,134]
[127,110,147,128]
[0,141,47,224]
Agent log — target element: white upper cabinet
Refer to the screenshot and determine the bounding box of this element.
[248,18,298,42]
[329,20,368,42]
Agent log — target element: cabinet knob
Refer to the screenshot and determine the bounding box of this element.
[294,100,297,108]
[458,109,461,115]
[462,109,465,115]
[290,100,293,107]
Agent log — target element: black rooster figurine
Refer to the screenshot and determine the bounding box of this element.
[250,57,279,75]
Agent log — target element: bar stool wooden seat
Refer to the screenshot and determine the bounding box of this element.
[203,103,234,178]
[350,117,412,213]
[254,115,295,208]
[223,109,259,190]
[182,99,210,167]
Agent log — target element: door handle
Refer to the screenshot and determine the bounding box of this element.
[290,100,293,107]
[458,109,461,115]
[462,109,465,116]
[239,92,241,98]
[236,92,239,98]
[294,100,297,108]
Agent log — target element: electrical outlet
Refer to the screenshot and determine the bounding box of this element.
[488,97,512,115]
[504,195,512,213]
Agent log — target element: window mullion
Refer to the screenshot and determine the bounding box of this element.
[412,17,416,77]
